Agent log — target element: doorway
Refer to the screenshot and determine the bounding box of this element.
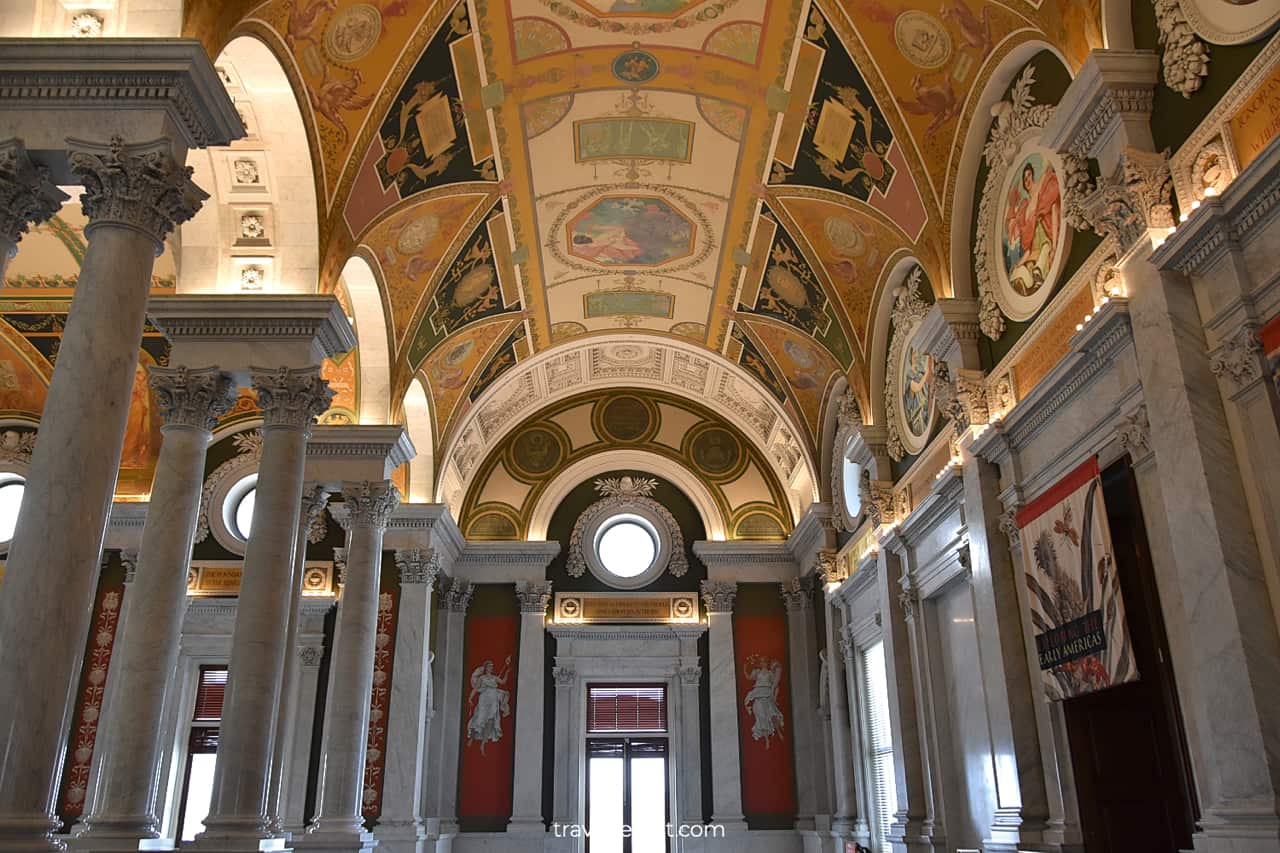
[1062,461,1198,851]
[586,737,669,853]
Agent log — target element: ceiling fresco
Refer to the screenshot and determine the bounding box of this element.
[181,0,1106,495]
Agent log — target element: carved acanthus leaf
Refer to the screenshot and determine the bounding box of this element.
[1210,326,1264,390]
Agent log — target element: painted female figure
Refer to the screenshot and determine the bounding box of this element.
[466,657,511,754]
[742,656,785,748]
[1002,154,1062,297]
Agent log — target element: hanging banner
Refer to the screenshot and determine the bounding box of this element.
[733,584,797,827]
[1016,458,1138,701]
[457,584,519,829]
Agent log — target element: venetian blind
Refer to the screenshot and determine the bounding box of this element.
[193,666,228,722]
[861,641,897,851]
[587,684,667,733]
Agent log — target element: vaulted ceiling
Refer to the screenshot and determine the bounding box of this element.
[185,0,1101,477]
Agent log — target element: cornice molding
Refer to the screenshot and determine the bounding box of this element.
[147,295,356,360]
[306,425,416,468]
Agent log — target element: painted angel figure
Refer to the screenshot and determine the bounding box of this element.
[466,656,511,754]
[742,655,785,748]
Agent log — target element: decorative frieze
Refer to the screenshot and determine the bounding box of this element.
[68,136,207,250]
[699,579,737,614]
[0,138,67,252]
[394,549,440,585]
[251,366,333,430]
[148,365,238,431]
[516,580,553,614]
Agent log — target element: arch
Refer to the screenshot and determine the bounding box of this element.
[1102,0,1135,49]
[948,39,1073,305]
[178,35,319,294]
[340,254,392,424]
[867,255,922,429]
[402,377,434,502]
[526,450,726,543]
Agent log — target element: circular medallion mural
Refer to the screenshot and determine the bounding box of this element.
[600,396,651,441]
[893,329,937,456]
[894,11,952,69]
[991,144,1068,322]
[323,4,382,62]
[612,50,661,83]
[690,427,741,475]
[512,427,564,475]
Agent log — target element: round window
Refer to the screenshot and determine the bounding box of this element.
[224,475,258,542]
[0,475,25,545]
[595,514,658,579]
[842,456,862,521]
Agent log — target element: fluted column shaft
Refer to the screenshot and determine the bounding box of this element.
[509,582,552,834]
[699,580,746,831]
[376,549,440,853]
[196,367,333,849]
[0,137,204,852]
[76,367,236,846]
[303,481,399,846]
[267,485,331,836]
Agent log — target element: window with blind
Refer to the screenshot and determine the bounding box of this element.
[587,684,667,733]
[861,641,897,850]
[193,666,228,722]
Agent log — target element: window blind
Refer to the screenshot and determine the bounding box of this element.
[861,641,897,850]
[587,684,667,733]
[193,666,228,722]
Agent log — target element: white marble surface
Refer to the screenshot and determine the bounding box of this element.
[508,608,548,833]
[704,609,746,830]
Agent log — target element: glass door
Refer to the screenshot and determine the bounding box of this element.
[586,737,668,853]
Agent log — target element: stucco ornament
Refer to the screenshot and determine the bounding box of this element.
[883,265,933,461]
[829,389,863,531]
[566,475,688,579]
[1152,0,1210,98]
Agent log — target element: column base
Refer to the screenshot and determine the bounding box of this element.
[290,827,376,853]
[68,815,168,852]
[504,817,545,836]
[708,816,748,834]
[372,820,424,853]
[0,814,66,852]
[985,808,1059,853]
[1193,806,1280,853]
[186,822,290,853]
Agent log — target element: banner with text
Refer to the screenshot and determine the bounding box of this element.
[1016,458,1137,701]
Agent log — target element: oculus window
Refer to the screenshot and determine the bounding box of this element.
[595,514,658,580]
[0,474,25,547]
[224,475,258,542]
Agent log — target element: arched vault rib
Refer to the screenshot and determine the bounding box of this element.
[436,333,818,523]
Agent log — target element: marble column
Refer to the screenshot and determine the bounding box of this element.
[267,485,332,837]
[699,581,747,832]
[549,665,576,833]
[875,543,934,853]
[1120,253,1280,841]
[826,602,860,841]
[282,644,326,836]
[0,137,204,853]
[299,481,400,852]
[675,652,704,830]
[195,367,333,852]
[781,578,824,834]
[376,549,440,853]
[75,367,237,850]
[0,138,66,279]
[509,581,552,834]
[423,578,472,840]
[960,448,1055,851]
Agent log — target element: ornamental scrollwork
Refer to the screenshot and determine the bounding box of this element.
[1153,0,1210,98]
[566,476,688,579]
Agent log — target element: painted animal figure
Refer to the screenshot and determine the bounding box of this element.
[309,66,375,145]
[285,0,338,51]
[940,0,996,56]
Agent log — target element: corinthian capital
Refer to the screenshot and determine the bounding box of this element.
[0,139,68,255]
[67,136,206,251]
[250,366,334,430]
[333,480,399,531]
[516,580,553,614]
[148,365,237,432]
[700,579,737,614]
[395,549,440,585]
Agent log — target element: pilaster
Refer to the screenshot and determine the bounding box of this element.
[699,580,747,832]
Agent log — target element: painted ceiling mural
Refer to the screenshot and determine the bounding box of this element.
[180,0,1107,497]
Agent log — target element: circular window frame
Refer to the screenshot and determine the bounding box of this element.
[591,512,662,582]
[223,474,258,544]
[0,470,26,553]
[568,494,687,589]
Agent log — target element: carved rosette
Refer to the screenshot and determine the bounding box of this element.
[699,579,737,614]
[149,365,238,432]
[0,139,68,254]
[251,366,334,430]
[395,548,441,585]
[516,580,553,614]
[1153,0,1210,98]
[439,576,474,612]
[68,136,207,251]
[333,481,400,531]
[1210,326,1264,392]
[780,576,814,611]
